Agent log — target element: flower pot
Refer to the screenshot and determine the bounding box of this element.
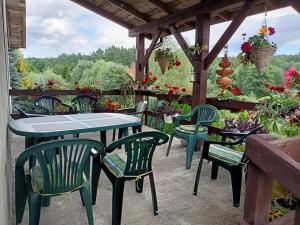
[163,114,173,123]
[251,46,277,74]
[272,197,297,212]
[216,69,234,77]
[157,58,170,75]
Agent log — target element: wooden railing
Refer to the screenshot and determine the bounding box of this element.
[240,134,300,225]
[9,89,258,134]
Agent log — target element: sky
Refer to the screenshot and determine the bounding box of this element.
[24,0,300,58]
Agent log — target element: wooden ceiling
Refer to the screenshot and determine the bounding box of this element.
[70,0,296,38]
[6,0,26,48]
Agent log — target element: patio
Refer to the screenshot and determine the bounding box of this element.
[10,126,243,225]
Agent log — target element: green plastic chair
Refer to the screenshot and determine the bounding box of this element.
[97,131,169,225]
[15,138,105,225]
[112,101,147,141]
[166,104,218,169]
[72,95,99,113]
[34,96,73,115]
[193,125,263,207]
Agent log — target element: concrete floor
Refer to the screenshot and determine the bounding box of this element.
[10,126,244,225]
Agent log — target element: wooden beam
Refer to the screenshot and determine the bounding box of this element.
[149,0,175,14]
[192,13,210,107]
[205,0,255,70]
[141,30,162,69]
[129,0,242,36]
[70,0,133,29]
[106,0,150,22]
[169,25,194,66]
[291,1,300,14]
[135,34,145,82]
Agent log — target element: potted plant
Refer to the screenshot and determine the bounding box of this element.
[155,101,182,123]
[239,25,277,74]
[154,48,179,74]
[140,71,158,90]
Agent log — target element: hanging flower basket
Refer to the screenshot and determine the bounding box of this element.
[157,58,170,75]
[250,46,277,74]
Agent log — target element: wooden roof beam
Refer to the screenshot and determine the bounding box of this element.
[105,0,150,22]
[149,0,175,14]
[70,0,133,29]
[205,0,255,70]
[291,1,300,14]
[129,0,242,36]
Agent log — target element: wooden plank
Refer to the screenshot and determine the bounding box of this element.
[105,0,150,22]
[291,1,300,14]
[169,25,195,66]
[141,29,162,70]
[70,0,133,29]
[242,162,273,225]
[129,0,242,36]
[246,135,300,198]
[149,0,175,14]
[205,0,255,69]
[192,13,210,107]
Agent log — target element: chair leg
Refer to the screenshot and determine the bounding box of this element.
[149,173,159,216]
[135,178,144,193]
[28,191,42,225]
[92,155,101,205]
[80,184,94,225]
[211,162,219,180]
[193,157,204,195]
[137,125,142,132]
[186,137,196,169]
[166,134,174,157]
[132,126,137,134]
[112,179,125,225]
[230,167,243,207]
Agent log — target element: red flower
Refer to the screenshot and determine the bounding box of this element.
[74,81,79,85]
[173,86,180,91]
[154,85,160,89]
[290,70,298,77]
[145,75,150,81]
[269,85,277,91]
[168,89,175,95]
[75,86,81,91]
[153,76,158,81]
[94,106,100,113]
[105,99,113,105]
[241,42,251,53]
[47,80,54,86]
[268,27,276,36]
[142,80,148,85]
[276,86,285,93]
[81,87,91,93]
[106,107,113,112]
[175,60,181,67]
[182,88,186,92]
[232,87,242,96]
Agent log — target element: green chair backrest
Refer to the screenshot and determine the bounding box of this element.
[34,96,72,115]
[135,101,147,119]
[15,139,105,195]
[72,95,98,113]
[106,131,169,176]
[190,104,218,126]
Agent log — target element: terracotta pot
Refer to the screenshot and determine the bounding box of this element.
[216,77,233,87]
[219,61,231,68]
[216,69,234,77]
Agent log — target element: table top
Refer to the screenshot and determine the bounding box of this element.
[8,113,141,137]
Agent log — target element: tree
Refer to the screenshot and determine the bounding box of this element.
[69,60,94,86]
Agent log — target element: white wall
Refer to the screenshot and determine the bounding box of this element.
[0,0,11,224]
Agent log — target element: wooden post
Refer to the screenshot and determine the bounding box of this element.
[192,13,210,108]
[135,33,145,82]
[135,34,145,103]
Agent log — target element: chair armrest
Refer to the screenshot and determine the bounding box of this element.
[26,113,49,118]
[174,114,191,126]
[127,112,144,116]
[220,131,248,137]
[117,107,135,113]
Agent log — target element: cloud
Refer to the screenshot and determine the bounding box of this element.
[23,2,300,57]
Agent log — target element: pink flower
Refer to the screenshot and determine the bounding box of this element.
[268,27,276,36]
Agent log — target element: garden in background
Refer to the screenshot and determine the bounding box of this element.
[9,37,300,139]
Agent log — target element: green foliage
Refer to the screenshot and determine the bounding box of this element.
[9,48,24,88]
[103,46,135,66]
[27,70,66,88]
[69,60,95,85]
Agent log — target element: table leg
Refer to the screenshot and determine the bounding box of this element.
[92,155,101,205]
